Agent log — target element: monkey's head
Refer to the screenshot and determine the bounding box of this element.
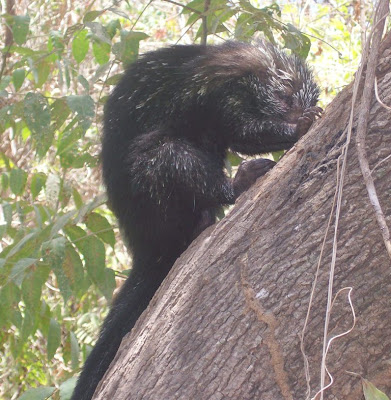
[251,42,320,123]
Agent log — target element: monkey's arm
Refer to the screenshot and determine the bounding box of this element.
[127,131,236,207]
[227,107,322,155]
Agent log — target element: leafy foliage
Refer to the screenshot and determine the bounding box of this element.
[0,0,368,399]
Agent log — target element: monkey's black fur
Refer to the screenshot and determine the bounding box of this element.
[71,41,321,400]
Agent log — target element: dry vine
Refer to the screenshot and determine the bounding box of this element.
[301,1,390,399]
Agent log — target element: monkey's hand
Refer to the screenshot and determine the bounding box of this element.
[233,158,276,198]
[296,106,323,138]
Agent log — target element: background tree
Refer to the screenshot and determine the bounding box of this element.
[0,1,378,399]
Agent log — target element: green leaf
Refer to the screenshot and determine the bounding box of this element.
[9,168,28,195]
[48,30,65,56]
[60,377,78,400]
[2,203,12,226]
[77,75,90,92]
[23,93,52,157]
[9,258,37,287]
[46,236,72,302]
[226,152,243,167]
[50,211,77,238]
[0,281,20,329]
[18,386,55,400]
[272,150,285,162]
[72,29,89,63]
[99,267,116,301]
[1,172,9,191]
[34,59,51,88]
[363,379,390,400]
[63,245,84,294]
[79,235,105,283]
[85,212,115,247]
[20,308,36,345]
[11,15,30,45]
[51,98,71,132]
[83,10,103,22]
[38,300,51,336]
[57,125,84,155]
[282,25,311,58]
[85,22,111,44]
[66,95,95,130]
[12,68,25,91]
[31,172,47,199]
[106,19,121,39]
[24,92,51,132]
[72,188,83,209]
[75,193,107,223]
[74,233,114,299]
[70,332,80,370]
[92,40,111,65]
[181,0,204,13]
[3,231,36,259]
[22,265,50,315]
[113,30,148,66]
[106,73,123,86]
[47,318,61,360]
[64,224,87,244]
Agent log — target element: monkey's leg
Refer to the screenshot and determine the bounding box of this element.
[72,132,234,400]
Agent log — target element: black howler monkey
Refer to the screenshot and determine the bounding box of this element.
[71,40,321,400]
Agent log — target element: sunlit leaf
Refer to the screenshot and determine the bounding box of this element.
[70,332,80,369]
[72,29,89,63]
[83,10,103,22]
[18,386,55,400]
[47,318,61,360]
[23,93,52,157]
[92,40,111,65]
[363,379,390,400]
[31,172,47,199]
[63,244,84,294]
[112,30,148,66]
[11,15,30,45]
[9,258,37,287]
[46,236,73,301]
[9,168,27,195]
[85,212,115,247]
[12,68,25,91]
[60,376,78,400]
[66,95,95,130]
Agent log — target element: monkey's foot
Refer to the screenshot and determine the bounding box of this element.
[233,158,276,198]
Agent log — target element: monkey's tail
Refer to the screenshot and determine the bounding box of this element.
[71,263,171,400]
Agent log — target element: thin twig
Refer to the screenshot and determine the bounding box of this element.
[312,288,356,400]
[371,154,391,174]
[162,0,202,15]
[201,0,211,46]
[355,1,391,260]
[301,156,341,400]
[374,76,391,111]
[131,0,154,31]
[316,2,390,398]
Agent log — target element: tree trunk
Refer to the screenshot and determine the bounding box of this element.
[93,31,391,400]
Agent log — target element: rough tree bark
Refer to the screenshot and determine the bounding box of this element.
[93,31,391,400]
